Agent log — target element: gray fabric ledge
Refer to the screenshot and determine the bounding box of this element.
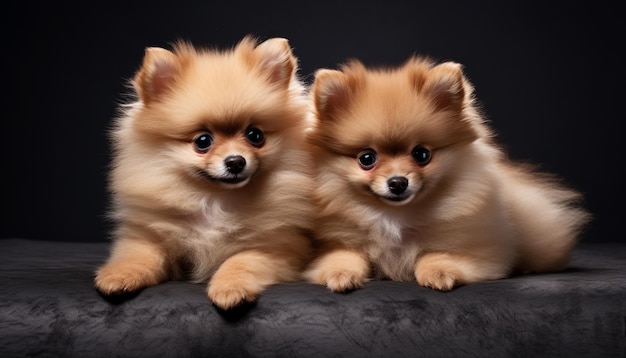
[0,238,624,357]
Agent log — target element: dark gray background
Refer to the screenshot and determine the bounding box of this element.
[2,2,623,243]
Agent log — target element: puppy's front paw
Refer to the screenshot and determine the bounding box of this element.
[416,269,457,291]
[324,270,366,292]
[94,262,162,295]
[305,250,369,293]
[207,278,259,310]
[415,253,462,291]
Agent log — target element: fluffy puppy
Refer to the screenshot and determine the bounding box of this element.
[94,36,315,309]
[304,57,590,292]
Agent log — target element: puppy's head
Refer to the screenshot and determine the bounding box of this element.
[124,36,307,190]
[308,57,483,206]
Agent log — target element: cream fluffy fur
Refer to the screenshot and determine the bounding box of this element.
[94,36,315,309]
[304,58,590,292]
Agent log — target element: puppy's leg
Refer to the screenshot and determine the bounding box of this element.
[208,247,306,310]
[304,249,370,293]
[94,238,170,295]
[415,252,509,291]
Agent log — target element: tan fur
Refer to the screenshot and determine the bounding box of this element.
[304,57,591,292]
[94,36,315,309]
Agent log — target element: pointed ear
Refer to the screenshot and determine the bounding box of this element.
[420,62,465,111]
[312,69,353,120]
[134,47,181,104]
[252,37,296,88]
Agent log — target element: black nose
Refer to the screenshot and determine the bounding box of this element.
[387,176,408,195]
[224,155,246,174]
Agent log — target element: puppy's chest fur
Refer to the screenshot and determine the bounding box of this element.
[363,211,423,281]
[176,197,251,279]
[187,198,243,240]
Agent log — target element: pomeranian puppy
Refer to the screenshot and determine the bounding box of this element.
[304,57,590,292]
[94,36,315,309]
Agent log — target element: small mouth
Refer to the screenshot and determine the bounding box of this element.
[376,189,415,206]
[384,194,410,202]
[368,187,414,206]
[381,194,413,206]
[218,175,249,185]
[195,169,250,187]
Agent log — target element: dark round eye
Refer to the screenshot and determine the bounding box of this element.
[411,145,431,166]
[245,127,264,147]
[357,149,377,170]
[193,133,213,153]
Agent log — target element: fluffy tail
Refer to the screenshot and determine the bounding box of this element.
[503,163,591,273]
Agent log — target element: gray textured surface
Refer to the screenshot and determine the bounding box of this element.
[1,239,624,357]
